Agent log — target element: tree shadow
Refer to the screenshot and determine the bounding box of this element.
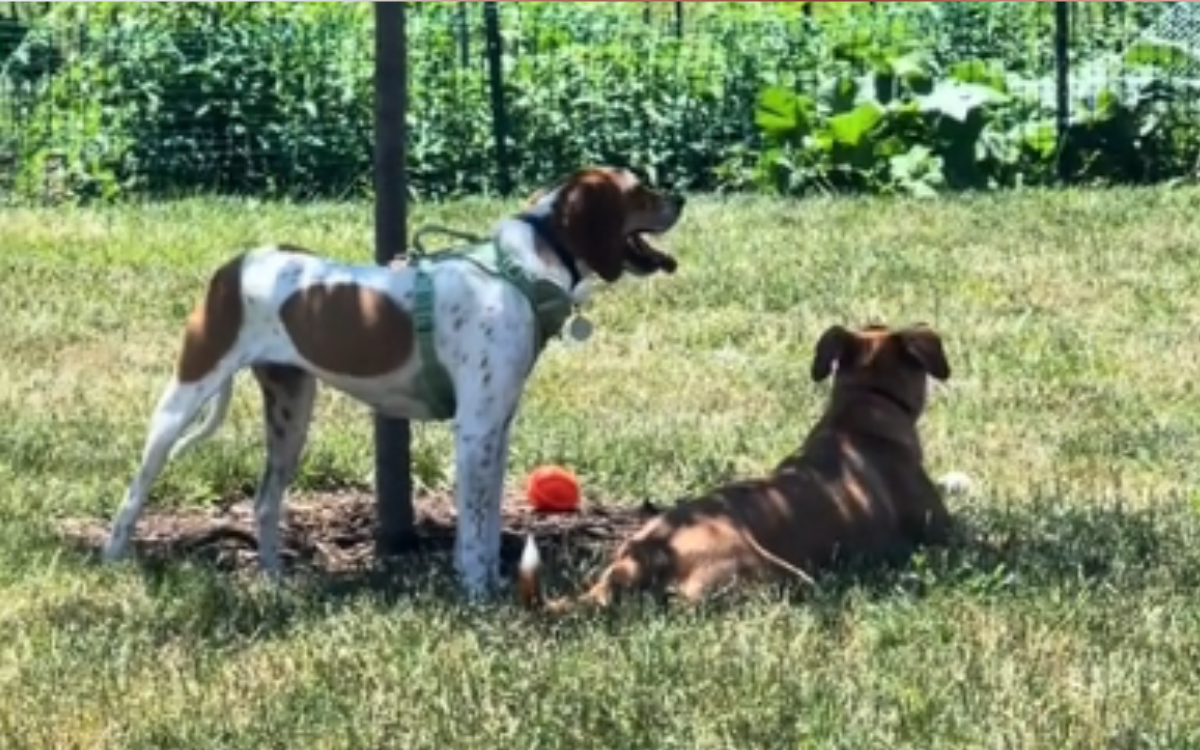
[53,490,655,645]
[723,498,1200,632]
[53,491,1200,644]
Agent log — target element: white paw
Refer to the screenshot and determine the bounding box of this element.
[937,470,974,495]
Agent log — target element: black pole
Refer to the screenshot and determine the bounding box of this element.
[483,1,511,195]
[1054,1,1071,184]
[373,1,415,555]
[674,2,683,39]
[457,1,470,69]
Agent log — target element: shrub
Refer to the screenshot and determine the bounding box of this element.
[1,2,1196,203]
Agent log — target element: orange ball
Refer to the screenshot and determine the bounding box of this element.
[525,465,581,513]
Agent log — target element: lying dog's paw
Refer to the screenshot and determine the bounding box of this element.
[937,470,974,496]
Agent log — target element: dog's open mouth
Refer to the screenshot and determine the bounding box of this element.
[624,232,678,275]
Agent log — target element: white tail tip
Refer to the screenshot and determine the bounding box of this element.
[517,534,542,609]
[519,534,541,573]
[937,470,974,495]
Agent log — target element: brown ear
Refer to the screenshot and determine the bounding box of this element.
[552,170,627,282]
[811,325,853,382]
[900,325,951,381]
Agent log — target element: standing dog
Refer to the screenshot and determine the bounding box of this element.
[101,167,686,599]
[520,322,956,611]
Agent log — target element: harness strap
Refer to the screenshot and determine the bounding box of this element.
[413,260,456,420]
[406,238,575,421]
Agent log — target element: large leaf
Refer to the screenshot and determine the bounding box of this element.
[916,79,1008,123]
[754,85,801,140]
[1123,40,1200,73]
[1016,120,1057,160]
[755,86,817,145]
[949,59,1009,93]
[828,102,883,148]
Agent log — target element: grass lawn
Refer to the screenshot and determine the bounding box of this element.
[3,188,1200,748]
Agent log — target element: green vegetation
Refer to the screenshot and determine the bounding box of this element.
[2,2,1195,202]
[3,189,1200,747]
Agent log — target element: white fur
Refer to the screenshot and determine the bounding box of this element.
[937,470,974,495]
[101,188,611,600]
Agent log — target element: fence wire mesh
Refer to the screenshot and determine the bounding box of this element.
[1,2,1197,205]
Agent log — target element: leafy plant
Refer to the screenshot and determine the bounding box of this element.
[0,2,1195,204]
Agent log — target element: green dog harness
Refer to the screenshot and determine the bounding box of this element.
[407,239,574,421]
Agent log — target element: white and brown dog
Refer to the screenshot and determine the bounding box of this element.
[520,322,959,611]
[101,166,686,599]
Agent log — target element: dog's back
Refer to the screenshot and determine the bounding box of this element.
[521,323,955,611]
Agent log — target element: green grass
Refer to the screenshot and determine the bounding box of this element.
[4,188,1200,748]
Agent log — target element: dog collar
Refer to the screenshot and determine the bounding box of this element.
[518,212,582,289]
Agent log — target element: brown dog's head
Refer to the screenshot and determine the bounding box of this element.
[525,167,685,283]
[810,323,951,417]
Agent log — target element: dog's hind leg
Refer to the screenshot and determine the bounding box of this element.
[168,379,234,460]
[248,365,317,578]
[103,371,236,562]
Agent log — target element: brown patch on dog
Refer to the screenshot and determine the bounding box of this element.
[176,254,247,384]
[523,322,955,613]
[278,283,414,378]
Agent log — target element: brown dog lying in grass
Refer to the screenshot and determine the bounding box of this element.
[519,322,962,612]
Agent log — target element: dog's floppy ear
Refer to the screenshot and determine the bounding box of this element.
[900,325,951,381]
[811,325,853,382]
[552,169,627,283]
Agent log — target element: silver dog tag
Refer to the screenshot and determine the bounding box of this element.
[567,315,594,343]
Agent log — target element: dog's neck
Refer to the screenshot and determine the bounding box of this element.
[492,194,595,308]
[516,209,582,289]
[854,384,919,420]
[808,382,925,458]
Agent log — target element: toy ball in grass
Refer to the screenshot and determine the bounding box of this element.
[525,465,581,513]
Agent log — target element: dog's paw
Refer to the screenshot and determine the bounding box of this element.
[937,470,974,496]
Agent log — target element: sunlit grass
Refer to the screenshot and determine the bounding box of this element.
[2,188,1200,748]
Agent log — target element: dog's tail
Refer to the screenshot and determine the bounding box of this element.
[518,534,543,609]
[738,529,818,587]
[518,534,613,614]
[168,380,234,460]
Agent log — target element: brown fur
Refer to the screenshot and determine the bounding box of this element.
[546,168,681,281]
[176,254,247,383]
[278,284,415,378]
[522,322,954,612]
[551,170,632,282]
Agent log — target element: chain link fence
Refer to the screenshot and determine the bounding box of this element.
[1,2,1197,204]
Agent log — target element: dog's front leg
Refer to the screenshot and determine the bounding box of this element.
[451,414,514,600]
[447,332,532,600]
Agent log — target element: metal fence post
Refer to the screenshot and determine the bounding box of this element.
[674,2,684,38]
[1054,1,1071,184]
[373,1,415,556]
[457,1,470,69]
[483,1,512,195]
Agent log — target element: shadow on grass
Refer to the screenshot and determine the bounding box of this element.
[52,489,1200,645]
[53,489,658,644]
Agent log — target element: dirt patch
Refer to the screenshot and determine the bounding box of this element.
[58,491,659,578]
